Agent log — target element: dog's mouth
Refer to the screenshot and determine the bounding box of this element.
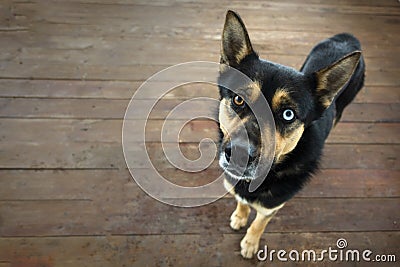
[218,153,257,181]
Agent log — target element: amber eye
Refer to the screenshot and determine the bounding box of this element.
[232,95,245,107]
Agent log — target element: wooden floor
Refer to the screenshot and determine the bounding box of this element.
[0,0,399,266]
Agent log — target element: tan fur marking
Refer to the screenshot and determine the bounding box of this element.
[316,77,337,108]
[219,98,250,138]
[219,63,229,73]
[235,44,252,63]
[221,11,253,65]
[221,24,247,64]
[218,98,231,136]
[240,213,274,258]
[271,89,290,111]
[221,23,251,64]
[246,81,262,102]
[250,202,285,217]
[223,178,235,195]
[275,124,305,162]
[316,51,361,109]
[321,95,334,108]
[240,204,284,258]
[230,201,251,230]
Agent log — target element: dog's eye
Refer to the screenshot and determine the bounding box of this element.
[282,109,295,122]
[232,95,245,107]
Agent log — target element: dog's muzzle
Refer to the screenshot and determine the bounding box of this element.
[220,141,258,179]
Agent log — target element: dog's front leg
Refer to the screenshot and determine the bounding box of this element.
[230,201,251,230]
[240,205,283,259]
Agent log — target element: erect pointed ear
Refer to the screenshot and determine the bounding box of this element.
[314,51,361,111]
[221,10,255,67]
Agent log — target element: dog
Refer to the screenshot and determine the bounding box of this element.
[217,10,365,258]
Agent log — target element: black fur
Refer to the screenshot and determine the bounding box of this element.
[218,12,365,209]
[300,33,366,122]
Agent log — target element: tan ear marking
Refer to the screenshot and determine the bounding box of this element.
[221,10,254,66]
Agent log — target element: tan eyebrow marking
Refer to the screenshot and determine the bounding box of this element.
[243,80,262,102]
[272,88,293,112]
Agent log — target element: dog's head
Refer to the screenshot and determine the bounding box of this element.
[218,10,361,180]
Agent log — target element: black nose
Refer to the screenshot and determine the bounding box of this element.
[224,142,256,166]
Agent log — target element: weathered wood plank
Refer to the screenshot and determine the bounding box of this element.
[2,1,398,87]
[0,43,398,85]
[0,79,398,104]
[0,232,398,267]
[1,31,398,61]
[0,0,397,266]
[7,22,398,52]
[11,1,400,33]
[1,99,399,122]
[1,119,399,144]
[327,123,400,144]
[0,142,125,169]
[12,0,399,8]
[2,63,396,86]
[0,140,398,170]
[355,86,400,104]
[299,169,400,198]
[0,169,398,201]
[1,11,398,82]
[0,197,398,237]
[320,144,398,170]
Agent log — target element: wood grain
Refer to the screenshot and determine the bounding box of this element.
[0,0,399,265]
[0,232,398,267]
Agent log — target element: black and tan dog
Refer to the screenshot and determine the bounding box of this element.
[217,10,365,258]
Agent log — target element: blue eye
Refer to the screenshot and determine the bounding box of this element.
[282,109,295,121]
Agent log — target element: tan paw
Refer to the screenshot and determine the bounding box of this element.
[240,233,260,259]
[230,210,248,230]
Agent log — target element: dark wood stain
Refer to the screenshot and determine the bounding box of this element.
[0,0,398,266]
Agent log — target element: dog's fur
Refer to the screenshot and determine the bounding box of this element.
[217,10,365,258]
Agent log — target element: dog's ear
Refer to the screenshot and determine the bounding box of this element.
[221,10,255,67]
[313,51,361,112]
